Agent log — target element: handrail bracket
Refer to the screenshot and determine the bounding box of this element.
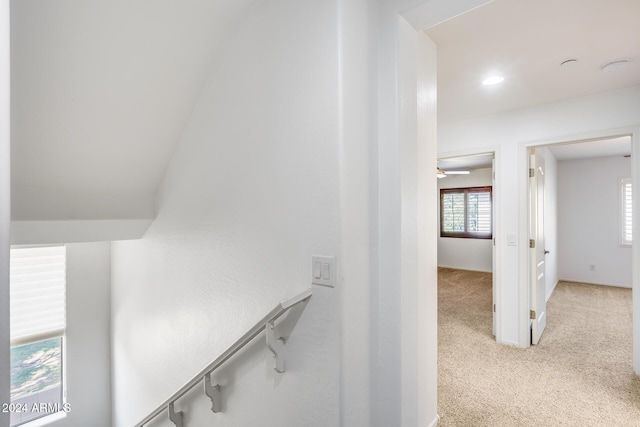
[266,320,286,373]
[204,373,222,413]
[168,402,184,427]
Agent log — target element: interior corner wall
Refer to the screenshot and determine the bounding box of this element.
[414,27,439,427]
[557,155,632,287]
[437,168,493,272]
[56,242,112,427]
[397,19,438,427]
[438,85,640,347]
[337,0,376,425]
[377,8,439,425]
[110,1,341,426]
[0,0,10,424]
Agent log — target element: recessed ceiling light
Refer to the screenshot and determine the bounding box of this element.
[602,59,629,72]
[482,75,504,86]
[561,59,577,67]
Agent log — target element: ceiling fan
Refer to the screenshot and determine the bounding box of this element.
[437,168,470,178]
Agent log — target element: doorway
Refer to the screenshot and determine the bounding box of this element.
[527,135,633,347]
[437,152,496,335]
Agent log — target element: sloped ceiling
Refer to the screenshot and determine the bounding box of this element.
[12,0,640,227]
[11,0,255,223]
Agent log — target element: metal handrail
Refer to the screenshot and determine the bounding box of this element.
[134,288,313,427]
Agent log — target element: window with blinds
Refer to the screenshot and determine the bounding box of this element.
[620,178,632,246]
[10,245,66,426]
[441,187,492,239]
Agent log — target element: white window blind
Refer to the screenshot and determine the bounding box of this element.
[442,192,465,233]
[467,189,492,233]
[10,246,66,346]
[621,178,632,246]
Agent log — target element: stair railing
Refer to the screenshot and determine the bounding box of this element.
[134,288,313,427]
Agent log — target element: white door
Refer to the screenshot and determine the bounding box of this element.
[530,149,547,344]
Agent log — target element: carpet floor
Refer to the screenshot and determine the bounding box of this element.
[438,267,640,426]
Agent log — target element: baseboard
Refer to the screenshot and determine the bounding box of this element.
[545,279,559,302]
[496,337,524,348]
[429,414,441,427]
[557,277,632,289]
[437,265,492,274]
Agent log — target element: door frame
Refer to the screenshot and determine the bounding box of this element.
[518,126,640,374]
[437,147,501,339]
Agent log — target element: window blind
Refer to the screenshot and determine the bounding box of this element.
[467,189,492,233]
[621,178,632,246]
[441,186,492,238]
[10,246,66,346]
[442,192,465,233]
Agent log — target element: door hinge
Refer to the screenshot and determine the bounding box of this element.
[530,310,536,320]
[493,304,496,313]
[529,168,535,177]
[529,239,535,248]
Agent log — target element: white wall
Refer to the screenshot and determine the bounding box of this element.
[557,155,632,287]
[110,1,341,425]
[399,21,438,427]
[437,167,493,272]
[54,242,112,427]
[438,85,640,347]
[1,0,10,425]
[109,0,449,425]
[2,1,482,426]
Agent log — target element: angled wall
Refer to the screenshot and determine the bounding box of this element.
[110,1,342,425]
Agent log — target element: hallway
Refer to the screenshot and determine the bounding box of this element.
[438,267,640,426]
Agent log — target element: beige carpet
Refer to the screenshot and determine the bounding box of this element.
[438,267,640,426]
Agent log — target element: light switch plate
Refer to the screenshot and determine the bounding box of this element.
[312,255,336,287]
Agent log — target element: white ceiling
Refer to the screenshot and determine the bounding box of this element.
[425,0,640,124]
[11,0,639,220]
[547,135,631,160]
[430,0,639,169]
[438,153,494,171]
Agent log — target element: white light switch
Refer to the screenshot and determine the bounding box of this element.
[507,234,517,246]
[312,255,336,287]
[313,261,322,279]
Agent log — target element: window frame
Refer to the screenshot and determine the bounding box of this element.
[9,245,67,427]
[440,186,493,239]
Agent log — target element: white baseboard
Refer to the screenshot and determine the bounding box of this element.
[545,279,559,302]
[437,265,492,274]
[557,277,632,289]
[428,414,441,427]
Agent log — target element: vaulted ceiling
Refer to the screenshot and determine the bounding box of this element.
[11,0,640,226]
[11,0,255,223]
